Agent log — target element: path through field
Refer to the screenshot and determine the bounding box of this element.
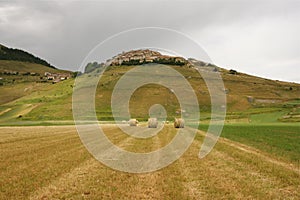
[0,125,299,199]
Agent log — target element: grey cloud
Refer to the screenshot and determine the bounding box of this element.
[0,0,299,82]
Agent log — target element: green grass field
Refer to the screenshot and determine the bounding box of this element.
[199,124,300,164]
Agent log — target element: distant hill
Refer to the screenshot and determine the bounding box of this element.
[0,44,72,105]
[0,48,299,124]
[0,44,55,69]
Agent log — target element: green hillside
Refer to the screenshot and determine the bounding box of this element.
[0,60,72,105]
[0,62,299,125]
[0,44,72,109]
[0,48,299,125]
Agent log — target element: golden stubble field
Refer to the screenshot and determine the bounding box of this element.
[0,125,299,199]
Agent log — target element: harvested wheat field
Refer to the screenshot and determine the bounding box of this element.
[0,125,299,199]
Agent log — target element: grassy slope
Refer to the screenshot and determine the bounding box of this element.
[0,60,71,105]
[0,79,73,122]
[92,65,300,122]
[0,60,62,74]
[0,63,299,124]
[199,124,300,164]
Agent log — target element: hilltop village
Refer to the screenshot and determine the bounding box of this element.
[109,49,188,66]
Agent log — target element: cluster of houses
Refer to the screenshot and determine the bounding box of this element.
[0,70,71,84]
[109,49,187,66]
[44,72,71,83]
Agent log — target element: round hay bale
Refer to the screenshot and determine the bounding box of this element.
[174,118,184,128]
[148,118,158,128]
[129,119,138,126]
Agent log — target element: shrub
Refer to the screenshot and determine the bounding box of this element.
[229,69,237,75]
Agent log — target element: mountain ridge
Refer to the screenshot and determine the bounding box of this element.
[0,43,55,69]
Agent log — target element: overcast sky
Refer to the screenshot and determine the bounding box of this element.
[0,0,299,83]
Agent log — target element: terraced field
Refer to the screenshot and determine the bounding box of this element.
[1,125,299,199]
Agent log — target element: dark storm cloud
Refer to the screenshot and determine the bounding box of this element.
[0,0,299,82]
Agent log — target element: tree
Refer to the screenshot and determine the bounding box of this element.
[229,69,237,75]
[84,62,104,73]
